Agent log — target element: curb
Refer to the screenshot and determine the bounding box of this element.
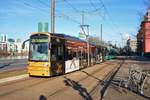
[0,56,28,60]
[0,74,29,84]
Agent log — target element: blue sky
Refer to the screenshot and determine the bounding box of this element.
[0,0,147,45]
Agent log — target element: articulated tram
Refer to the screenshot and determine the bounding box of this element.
[25,32,107,76]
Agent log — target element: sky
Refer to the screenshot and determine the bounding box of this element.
[0,0,147,46]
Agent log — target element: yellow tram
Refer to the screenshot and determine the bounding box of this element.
[23,32,106,76]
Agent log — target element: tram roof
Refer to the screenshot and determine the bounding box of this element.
[51,33,86,43]
[51,33,108,48]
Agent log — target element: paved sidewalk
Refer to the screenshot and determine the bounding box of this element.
[103,59,150,100]
[0,74,28,84]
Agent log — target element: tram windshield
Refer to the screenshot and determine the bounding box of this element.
[29,34,49,61]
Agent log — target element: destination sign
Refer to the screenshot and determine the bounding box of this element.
[31,38,48,43]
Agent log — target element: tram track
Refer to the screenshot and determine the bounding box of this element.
[46,61,120,99]
[0,61,119,98]
[1,61,114,87]
[46,63,114,98]
[0,76,59,97]
[90,60,124,99]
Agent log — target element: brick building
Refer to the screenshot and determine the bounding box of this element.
[137,10,150,56]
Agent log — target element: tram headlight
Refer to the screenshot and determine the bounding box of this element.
[43,63,49,67]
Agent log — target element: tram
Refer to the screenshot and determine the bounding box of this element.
[23,32,107,76]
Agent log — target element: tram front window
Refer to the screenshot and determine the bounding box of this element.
[29,35,49,61]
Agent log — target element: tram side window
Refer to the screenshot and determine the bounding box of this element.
[51,45,63,61]
[83,52,87,59]
[65,49,78,60]
[51,45,57,61]
[57,46,63,60]
[77,51,83,60]
[76,51,80,59]
[68,50,73,60]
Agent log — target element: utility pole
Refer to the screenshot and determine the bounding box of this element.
[80,25,90,66]
[87,26,90,67]
[100,24,102,42]
[80,12,90,66]
[51,0,55,33]
[82,11,84,25]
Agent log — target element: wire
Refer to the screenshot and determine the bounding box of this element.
[98,0,121,34]
[17,0,121,38]
[85,0,103,14]
[56,11,81,25]
[37,0,81,25]
[22,0,49,14]
[63,0,81,13]
[89,0,97,10]
[89,0,103,11]
[38,0,49,7]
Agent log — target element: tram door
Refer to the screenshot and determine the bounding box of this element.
[51,38,65,75]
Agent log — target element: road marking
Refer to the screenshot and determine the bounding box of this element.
[0,74,29,84]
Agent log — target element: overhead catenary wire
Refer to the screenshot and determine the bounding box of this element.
[63,0,82,13]
[37,0,81,25]
[22,0,49,14]
[56,11,81,25]
[20,0,121,38]
[85,0,120,38]
[63,0,103,14]
[88,0,103,13]
[38,0,50,7]
[62,0,119,38]
[97,0,121,34]
[61,0,121,38]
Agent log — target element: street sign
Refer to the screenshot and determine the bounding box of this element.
[79,32,86,40]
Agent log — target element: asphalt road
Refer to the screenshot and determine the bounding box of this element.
[0,59,27,73]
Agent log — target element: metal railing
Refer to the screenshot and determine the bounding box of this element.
[125,64,150,94]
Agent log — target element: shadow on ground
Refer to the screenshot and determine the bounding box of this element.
[64,76,92,100]
[100,60,124,100]
[81,70,104,85]
[39,95,47,100]
[0,63,13,69]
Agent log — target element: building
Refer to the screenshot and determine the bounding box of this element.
[38,22,49,32]
[0,34,8,56]
[127,38,137,53]
[7,38,17,55]
[0,34,7,42]
[15,38,22,54]
[0,34,29,57]
[137,10,150,56]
